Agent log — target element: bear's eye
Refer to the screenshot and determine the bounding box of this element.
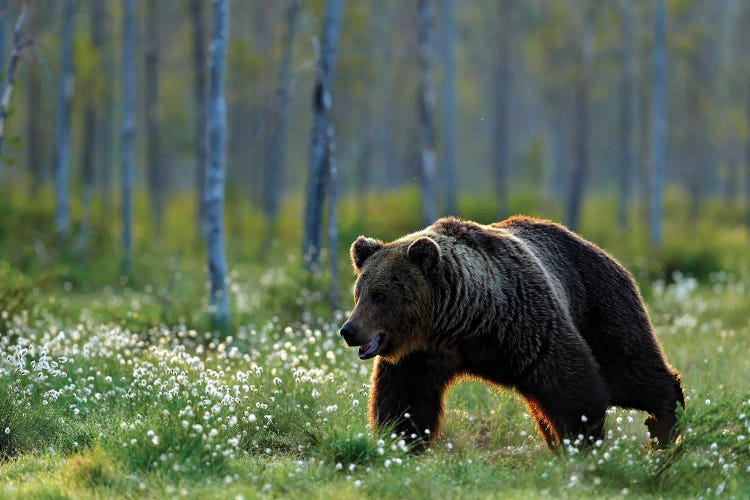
[371,292,386,303]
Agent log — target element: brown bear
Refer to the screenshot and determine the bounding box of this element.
[339,216,684,450]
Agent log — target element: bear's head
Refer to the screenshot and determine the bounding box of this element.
[339,234,441,363]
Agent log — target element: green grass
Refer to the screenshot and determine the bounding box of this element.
[1,188,749,497]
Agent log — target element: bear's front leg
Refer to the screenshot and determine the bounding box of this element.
[369,351,456,446]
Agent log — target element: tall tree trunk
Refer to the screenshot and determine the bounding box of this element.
[54,0,75,238]
[302,0,344,270]
[78,0,105,251]
[204,0,230,330]
[618,0,636,229]
[418,0,437,226]
[145,0,163,234]
[0,3,25,160]
[650,0,667,248]
[263,0,300,256]
[494,0,512,220]
[441,0,457,216]
[121,0,136,274]
[190,0,207,235]
[565,2,594,232]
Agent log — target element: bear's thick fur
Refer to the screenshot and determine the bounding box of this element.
[340,216,684,449]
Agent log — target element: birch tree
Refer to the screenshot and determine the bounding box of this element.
[650,0,667,248]
[302,0,344,270]
[418,0,437,226]
[121,0,136,273]
[264,0,300,254]
[54,0,74,238]
[204,0,230,329]
[145,0,163,234]
[441,0,457,216]
[190,0,207,234]
[0,0,27,186]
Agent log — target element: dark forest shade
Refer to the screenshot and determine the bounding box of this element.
[145,0,163,234]
[264,0,300,254]
[121,0,136,273]
[618,0,636,230]
[565,1,594,233]
[650,0,667,248]
[417,0,437,227]
[493,0,512,220]
[440,0,457,217]
[190,0,208,235]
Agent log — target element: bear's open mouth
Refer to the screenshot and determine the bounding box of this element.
[357,335,381,360]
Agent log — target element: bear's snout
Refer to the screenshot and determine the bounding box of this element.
[339,323,359,346]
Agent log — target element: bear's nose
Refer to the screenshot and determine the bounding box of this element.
[339,323,356,344]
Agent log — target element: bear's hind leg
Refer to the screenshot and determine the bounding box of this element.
[608,361,684,446]
[519,347,609,449]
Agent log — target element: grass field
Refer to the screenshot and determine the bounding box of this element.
[1,190,749,498]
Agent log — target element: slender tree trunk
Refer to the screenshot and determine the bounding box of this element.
[650,0,667,248]
[263,0,300,256]
[121,0,136,274]
[190,0,208,235]
[78,0,105,251]
[204,0,230,330]
[565,3,594,232]
[418,0,437,226]
[302,0,344,270]
[618,0,636,229]
[54,0,74,238]
[494,0,512,220]
[0,2,26,188]
[441,0,457,216]
[145,0,163,234]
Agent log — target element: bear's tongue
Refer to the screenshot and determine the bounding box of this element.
[358,336,380,360]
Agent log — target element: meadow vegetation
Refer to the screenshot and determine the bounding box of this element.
[0,189,749,498]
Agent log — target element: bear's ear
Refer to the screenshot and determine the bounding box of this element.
[407,236,441,272]
[351,236,383,273]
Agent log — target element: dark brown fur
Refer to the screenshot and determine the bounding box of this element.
[341,216,685,450]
